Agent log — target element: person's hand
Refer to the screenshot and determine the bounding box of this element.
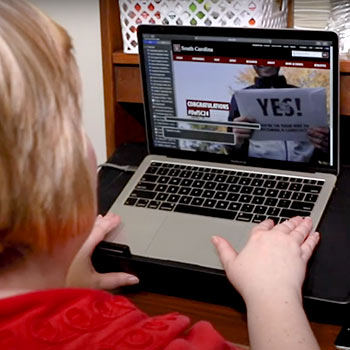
[212,217,319,305]
[65,213,139,290]
[232,116,256,146]
[307,127,329,153]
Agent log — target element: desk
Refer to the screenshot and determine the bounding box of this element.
[124,291,341,350]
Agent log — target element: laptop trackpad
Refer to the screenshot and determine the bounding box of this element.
[146,213,254,270]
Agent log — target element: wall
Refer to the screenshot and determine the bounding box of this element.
[30,0,107,164]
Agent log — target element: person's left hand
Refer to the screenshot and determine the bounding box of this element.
[65,213,139,290]
[307,127,329,152]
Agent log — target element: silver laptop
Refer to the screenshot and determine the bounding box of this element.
[106,25,339,270]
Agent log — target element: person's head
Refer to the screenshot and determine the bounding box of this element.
[253,65,280,78]
[0,0,96,269]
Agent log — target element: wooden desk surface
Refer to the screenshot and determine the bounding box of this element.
[126,291,341,350]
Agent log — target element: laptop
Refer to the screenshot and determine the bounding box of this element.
[105,25,339,270]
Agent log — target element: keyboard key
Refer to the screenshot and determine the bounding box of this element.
[204,181,217,190]
[159,202,175,211]
[150,162,161,167]
[236,212,253,222]
[264,180,276,188]
[167,185,179,194]
[214,174,227,182]
[157,168,169,176]
[266,189,278,197]
[239,194,252,203]
[279,191,292,199]
[124,197,137,206]
[156,193,168,201]
[251,179,264,187]
[302,184,322,194]
[239,177,251,185]
[277,199,291,208]
[305,194,318,202]
[135,182,156,191]
[145,166,158,174]
[193,180,205,188]
[178,187,191,195]
[253,188,266,196]
[141,174,158,182]
[280,208,310,218]
[252,214,267,223]
[241,186,254,194]
[254,205,268,214]
[203,199,217,208]
[216,200,229,210]
[169,177,181,185]
[136,199,149,207]
[267,207,280,216]
[241,204,254,213]
[264,198,277,206]
[290,201,314,211]
[181,179,193,187]
[148,201,160,209]
[155,184,167,192]
[179,170,192,178]
[214,191,227,200]
[159,176,170,184]
[276,182,289,190]
[130,190,156,200]
[203,190,215,198]
[203,173,215,181]
[190,188,203,197]
[227,193,239,201]
[227,176,239,183]
[179,196,192,204]
[291,192,305,201]
[216,183,229,191]
[229,184,241,193]
[168,194,180,203]
[191,171,203,180]
[191,197,204,206]
[174,204,237,220]
[252,196,265,205]
[168,169,181,177]
[228,202,241,211]
[289,183,302,191]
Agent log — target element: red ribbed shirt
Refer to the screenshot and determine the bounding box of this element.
[0,289,243,349]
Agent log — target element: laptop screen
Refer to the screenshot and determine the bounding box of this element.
[138,26,338,174]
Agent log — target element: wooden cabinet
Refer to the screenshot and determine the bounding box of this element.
[99,0,295,157]
[100,0,145,157]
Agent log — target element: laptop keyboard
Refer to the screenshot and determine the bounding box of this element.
[124,162,324,224]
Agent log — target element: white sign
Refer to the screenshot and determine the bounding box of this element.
[234,88,328,141]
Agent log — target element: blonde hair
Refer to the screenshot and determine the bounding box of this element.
[0,0,96,264]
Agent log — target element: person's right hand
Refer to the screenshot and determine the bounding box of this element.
[232,116,256,146]
[212,217,320,305]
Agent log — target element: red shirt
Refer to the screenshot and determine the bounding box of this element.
[0,289,243,349]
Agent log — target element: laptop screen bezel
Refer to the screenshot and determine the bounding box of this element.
[137,25,339,175]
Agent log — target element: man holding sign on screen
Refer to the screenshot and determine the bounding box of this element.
[227,66,329,163]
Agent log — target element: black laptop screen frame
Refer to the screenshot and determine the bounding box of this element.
[137,25,339,175]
